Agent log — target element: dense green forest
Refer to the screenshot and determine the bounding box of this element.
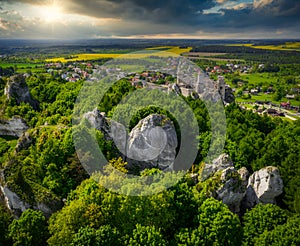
[0,44,300,245]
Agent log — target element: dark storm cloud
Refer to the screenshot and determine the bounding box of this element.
[216,0,300,31]
[60,0,219,24]
[0,0,220,21]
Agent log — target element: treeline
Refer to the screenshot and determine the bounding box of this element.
[191,45,300,64]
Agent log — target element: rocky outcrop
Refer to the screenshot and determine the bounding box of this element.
[84,110,178,171]
[0,184,61,218]
[224,86,235,104]
[84,108,109,133]
[238,167,250,187]
[4,74,39,110]
[201,155,283,214]
[0,185,30,218]
[243,166,283,209]
[216,166,247,213]
[200,153,234,181]
[0,117,29,138]
[169,83,182,96]
[15,131,33,152]
[126,114,177,170]
[83,108,127,156]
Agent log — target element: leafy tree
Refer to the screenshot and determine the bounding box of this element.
[127,224,167,246]
[254,215,300,246]
[242,204,288,246]
[175,198,242,246]
[0,204,13,246]
[71,225,120,246]
[8,209,48,246]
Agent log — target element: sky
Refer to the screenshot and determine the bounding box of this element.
[0,0,299,39]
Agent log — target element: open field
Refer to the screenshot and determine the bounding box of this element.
[236,94,300,107]
[46,54,121,63]
[146,46,193,54]
[0,62,45,73]
[228,42,300,52]
[239,73,277,84]
[46,46,193,63]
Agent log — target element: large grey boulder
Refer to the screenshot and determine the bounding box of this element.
[244,166,283,208]
[0,117,29,138]
[4,74,39,110]
[127,114,177,170]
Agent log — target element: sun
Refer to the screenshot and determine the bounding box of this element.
[41,5,63,22]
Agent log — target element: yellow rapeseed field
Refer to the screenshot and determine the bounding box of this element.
[45,46,193,63]
[227,42,300,52]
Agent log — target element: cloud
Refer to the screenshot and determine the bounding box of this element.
[253,0,273,8]
[0,0,299,38]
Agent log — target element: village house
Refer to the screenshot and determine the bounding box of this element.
[286,94,295,100]
[281,101,291,110]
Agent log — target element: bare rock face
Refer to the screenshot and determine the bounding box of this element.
[200,153,234,181]
[0,185,30,218]
[4,74,39,110]
[126,114,178,170]
[0,184,61,218]
[245,166,283,207]
[84,108,109,132]
[0,117,29,138]
[216,167,248,213]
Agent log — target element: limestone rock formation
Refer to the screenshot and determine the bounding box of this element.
[200,154,283,213]
[126,114,178,170]
[84,110,178,171]
[215,166,249,213]
[84,108,109,132]
[169,83,182,96]
[200,153,234,181]
[238,167,250,187]
[0,117,29,138]
[0,185,30,218]
[244,166,284,209]
[0,184,61,218]
[4,74,39,110]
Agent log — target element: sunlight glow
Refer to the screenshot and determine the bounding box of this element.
[40,4,63,22]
